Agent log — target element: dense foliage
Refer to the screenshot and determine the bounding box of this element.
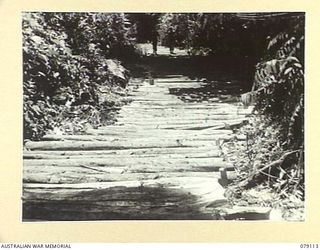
[227,13,305,210]
[158,13,304,59]
[253,13,304,195]
[158,13,263,56]
[253,14,304,149]
[23,12,135,140]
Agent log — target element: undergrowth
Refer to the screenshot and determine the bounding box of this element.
[222,114,304,220]
[23,12,135,141]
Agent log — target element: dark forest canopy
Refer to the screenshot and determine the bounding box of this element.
[127,12,304,58]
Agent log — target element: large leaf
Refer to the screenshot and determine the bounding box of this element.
[105,59,127,80]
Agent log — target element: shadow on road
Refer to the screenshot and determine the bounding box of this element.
[23,185,220,221]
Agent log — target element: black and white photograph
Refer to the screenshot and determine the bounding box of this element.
[22,12,305,221]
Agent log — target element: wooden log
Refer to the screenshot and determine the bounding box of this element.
[156,85,204,89]
[121,109,238,115]
[156,75,190,78]
[86,128,233,136]
[23,165,233,175]
[23,165,222,182]
[23,160,233,174]
[41,133,233,142]
[154,80,203,85]
[24,150,222,160]
[124,97,181,102]
[116,113,244,120]
[125,100,186,106]
[117,114,246,122]
[24,165,126,176]
[155,78,199,82]
[102,119,245,130]
[131,89,170,95]
[23,156,228,167]
[125,93,180,99]
[125,100,236,106]
[119,108,241,115]
[154,81,203,85]
[111,124,199,130]
[23,171,221,184]
[129,121,244,130]
[119,107,240,114]
[117,117,247,124]
[125,102,235,108]
[25,138,220,151]
[23,146,221,157]
[133,85,169,90]
[114,118,245,127]
[23,177,225,197]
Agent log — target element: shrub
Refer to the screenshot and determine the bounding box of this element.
[23,12,134,140]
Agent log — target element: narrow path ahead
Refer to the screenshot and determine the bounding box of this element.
[136,43,189,56]
[23,74,252,220]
